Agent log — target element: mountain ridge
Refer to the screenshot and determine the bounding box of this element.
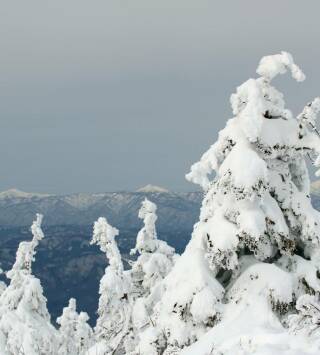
[0,187,202,231]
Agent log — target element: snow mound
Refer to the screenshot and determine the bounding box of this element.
[136,184,169,193]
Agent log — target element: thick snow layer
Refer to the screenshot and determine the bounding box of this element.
[181,308,318,355]
[181,263,318,355]
[149,244,224,348]
[219,140,268,196]
[86,341,109,355]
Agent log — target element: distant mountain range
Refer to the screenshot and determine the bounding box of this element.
[0,186,202,232]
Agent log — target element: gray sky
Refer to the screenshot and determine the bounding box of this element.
[0,0,320,194]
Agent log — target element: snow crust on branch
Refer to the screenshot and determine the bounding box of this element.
[8,213,44,277]
[91,217,123,273]
[257,51,305,82]
[131,199,159,254]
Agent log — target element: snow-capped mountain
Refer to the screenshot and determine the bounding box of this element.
[136,184,170,193]
[0,186,202,232]
[0,188,50,199]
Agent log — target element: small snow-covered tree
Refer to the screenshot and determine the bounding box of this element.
[130,199,176,297]
[148,52,320,354]
[0,214,58,355]
[90,217,132,354]
[129,199,177,354]
[56,298,78,355]
[75,311,94,355]
[57,298,93,355]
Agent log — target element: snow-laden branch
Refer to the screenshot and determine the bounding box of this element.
[298,97,320,127]
[8,213,44,275]
[131,199,158,254]
[91,217,123,273]
[257,51,305,82]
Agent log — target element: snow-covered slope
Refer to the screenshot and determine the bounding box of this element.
[0,188,202,232]
[0,188,50,199]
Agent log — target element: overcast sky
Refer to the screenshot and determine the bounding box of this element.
[0,0,320,194]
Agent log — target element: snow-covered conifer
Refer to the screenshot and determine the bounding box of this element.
[75,311,94,355]
[149,52,320,354]
[0,214,58,355]
[129,199,177,354]
[56,298,78,355]
[90,217,132,354]
[57,298,93,355]
[130,199,176,297]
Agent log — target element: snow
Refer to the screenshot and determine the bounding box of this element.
[136,184,170,193]
[91,217,122,272]
[218,140,268,197]
[257,51,305,82]
[65,193,105,209]
[57,298,93,354]
[181,262,318,355]
[0,188,50,199]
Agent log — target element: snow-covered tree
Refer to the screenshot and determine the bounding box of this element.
[57,298,93,355]
[129,199,177,354]
[75,312,94,355]
[130,199,176,297]
[90,217,132,354]
[147,52,320,354]
[57,298,78,355]
[0,214,58,355]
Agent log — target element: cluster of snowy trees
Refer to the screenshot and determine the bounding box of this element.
[1,52,320,354]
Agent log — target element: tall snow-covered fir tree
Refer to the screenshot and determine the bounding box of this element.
[89,217,132,355]
[143,52,320,355]
[0,214,58,355]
